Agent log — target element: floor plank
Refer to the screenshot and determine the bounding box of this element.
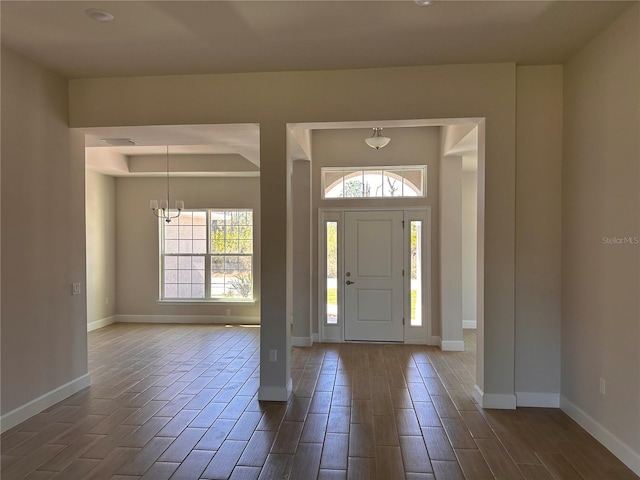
[1,324,637,480]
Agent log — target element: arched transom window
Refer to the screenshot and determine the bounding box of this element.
[322,166,426,199]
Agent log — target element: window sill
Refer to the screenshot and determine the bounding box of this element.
[157,299,256,306]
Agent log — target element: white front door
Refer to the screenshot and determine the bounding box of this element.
[344,210,404,342]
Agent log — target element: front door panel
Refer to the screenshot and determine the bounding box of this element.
[344,210,404,342]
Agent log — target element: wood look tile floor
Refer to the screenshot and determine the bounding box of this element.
[1,324,638,480]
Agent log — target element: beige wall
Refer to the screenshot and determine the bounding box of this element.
[115,176,260,320]
[440,154,463,349]
[515,65,563,402]
[291,160,312,343]
[1,48,88,416]
[69,62,517,402]
[562,3,639,463]
[86,171,116,327]
[462,170,478,325]
[312,127,441,338]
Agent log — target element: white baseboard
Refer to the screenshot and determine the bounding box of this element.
[87,316,116,332]
[258,378,293,402]
[312,333,319,343]
[292,336,313,347]
[561,396,640,476]
[463,320,477,329]
[473,385,517,409]
[429,335,441,347]
[516,392,560,408]
[116,314,260,325]
[441,340,465,351]
[1,373,91,433]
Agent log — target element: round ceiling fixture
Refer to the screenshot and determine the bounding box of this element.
[85,8,115,22]
[414,0,435,6]
[365,128,391,150]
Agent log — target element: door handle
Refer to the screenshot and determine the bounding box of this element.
[346,280,355,285]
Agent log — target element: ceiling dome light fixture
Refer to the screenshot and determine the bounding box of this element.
[85,8,115,22]
[414,0,435,6]
[365,127,391,150]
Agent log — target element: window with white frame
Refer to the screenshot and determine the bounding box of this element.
[322,166,426,199]
[160,209,253,301]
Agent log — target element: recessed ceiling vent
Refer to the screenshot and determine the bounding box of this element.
[101,138,136,146]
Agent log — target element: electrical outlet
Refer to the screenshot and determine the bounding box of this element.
[72,283,81,295]
[226,308,231,316]
[269,349,278,362]
[599,377,606,395]
[105,296,109,305]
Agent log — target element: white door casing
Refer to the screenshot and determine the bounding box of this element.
[343,210,404,342]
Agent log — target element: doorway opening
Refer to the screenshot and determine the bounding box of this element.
[287,119,483,402]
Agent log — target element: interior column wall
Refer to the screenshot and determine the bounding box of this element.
[259,122,291,400]
[291,160,312,346]
[86,170,117,331]
[514,65,563,406]
[440,155,464,351]
[462,169,478,328]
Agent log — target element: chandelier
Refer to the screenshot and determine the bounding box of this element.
[150,146,184,223]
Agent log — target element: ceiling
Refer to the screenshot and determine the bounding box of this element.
[2,1,631,176]
[1,1,632,79]
[82,124,261,177]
